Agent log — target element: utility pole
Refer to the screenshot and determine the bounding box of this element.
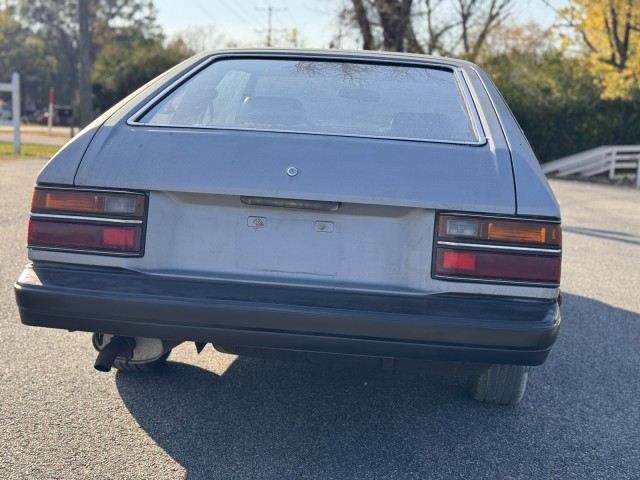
[78,0,93,127]
[257,5,285,47]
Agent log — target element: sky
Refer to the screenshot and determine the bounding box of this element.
[153,0,560,52]
[154,0,346,50]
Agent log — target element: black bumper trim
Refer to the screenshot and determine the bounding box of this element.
[15,264,561,365]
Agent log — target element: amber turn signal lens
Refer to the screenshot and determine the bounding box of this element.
[32,189,99,213]
[487,220,561,246]
[438,215,561,246]
[32,188,145,217]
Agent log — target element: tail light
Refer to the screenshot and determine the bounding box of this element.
[28,187,146,256]
[434,214,561,286]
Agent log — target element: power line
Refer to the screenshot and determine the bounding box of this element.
[232,0,265,27]
[219,0,263,31]
[191,0,219,24]
[190,0,234,39]
[281,0,298,28]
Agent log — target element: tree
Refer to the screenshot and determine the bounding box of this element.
[89,1,192,113]
[553,0,640,98]
[348,0,413,51]
[14,0,162,122]
[345,0,513,59]
[15,0,82,106]
[455,0,513,61]
[92,38,192,113]
[480,23,639,161]
[79,0,92,126]
[375,0,414,51]
[171,25,228,54]
[416,0,457,54]
[0,7,56,110]
[351,0,377,49]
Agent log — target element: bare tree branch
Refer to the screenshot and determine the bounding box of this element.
[456,0,512,61]
[351,0,376,49]
[422,0,458,54]
[404,21,425,53]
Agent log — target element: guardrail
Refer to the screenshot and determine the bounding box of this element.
[541,145,640,188]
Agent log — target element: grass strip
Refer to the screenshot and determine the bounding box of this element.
[0,142,60,159]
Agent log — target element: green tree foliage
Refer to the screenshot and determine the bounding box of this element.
[2,0,191,118]
[480,25,640,161]
[92,38,191,112]
[88,1,192,112]
[17,0,163,104]
[0,7,56,106]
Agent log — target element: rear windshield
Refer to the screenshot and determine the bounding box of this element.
[137,58,480,143]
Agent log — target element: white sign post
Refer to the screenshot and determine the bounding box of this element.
[0,72,21,153]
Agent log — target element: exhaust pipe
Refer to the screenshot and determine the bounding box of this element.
[94,337,136,372]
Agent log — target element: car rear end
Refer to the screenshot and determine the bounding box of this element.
[15,50,561,403]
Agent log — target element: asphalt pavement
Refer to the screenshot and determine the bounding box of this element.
[1,159,639,479]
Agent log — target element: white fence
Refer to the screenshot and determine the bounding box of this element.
[0,72,20,152]
[541,145,640,188]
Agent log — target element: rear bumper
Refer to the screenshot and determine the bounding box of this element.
[15,263,561,365]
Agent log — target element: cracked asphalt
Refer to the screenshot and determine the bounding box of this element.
[1,159,639,479]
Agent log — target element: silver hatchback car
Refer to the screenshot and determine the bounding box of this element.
[15,49,561,405]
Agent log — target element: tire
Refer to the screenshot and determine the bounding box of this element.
[469,364,529,405]
[113,351,171,373]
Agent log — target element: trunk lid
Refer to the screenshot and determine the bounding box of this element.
[76,127,514,212]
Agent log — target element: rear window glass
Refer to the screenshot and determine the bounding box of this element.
[138,58,479,143]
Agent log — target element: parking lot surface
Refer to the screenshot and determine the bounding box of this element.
[1,159,639,479]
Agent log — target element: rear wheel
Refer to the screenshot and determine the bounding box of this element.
[469,364,529,405]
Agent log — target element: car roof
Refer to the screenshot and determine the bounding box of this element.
[189,48,478,70]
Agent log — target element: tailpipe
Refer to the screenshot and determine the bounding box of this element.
[94,337,136,372]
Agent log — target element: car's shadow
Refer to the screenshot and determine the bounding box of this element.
[116,293,640,479]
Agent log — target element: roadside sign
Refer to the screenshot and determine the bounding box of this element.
[0,72,21,153]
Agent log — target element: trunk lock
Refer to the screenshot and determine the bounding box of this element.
[315,221,334,233]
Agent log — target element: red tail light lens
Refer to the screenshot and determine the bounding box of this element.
[441,251,476,271]
[103,228,137,248]
[435,248,561,284]
[28,220,142,253]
